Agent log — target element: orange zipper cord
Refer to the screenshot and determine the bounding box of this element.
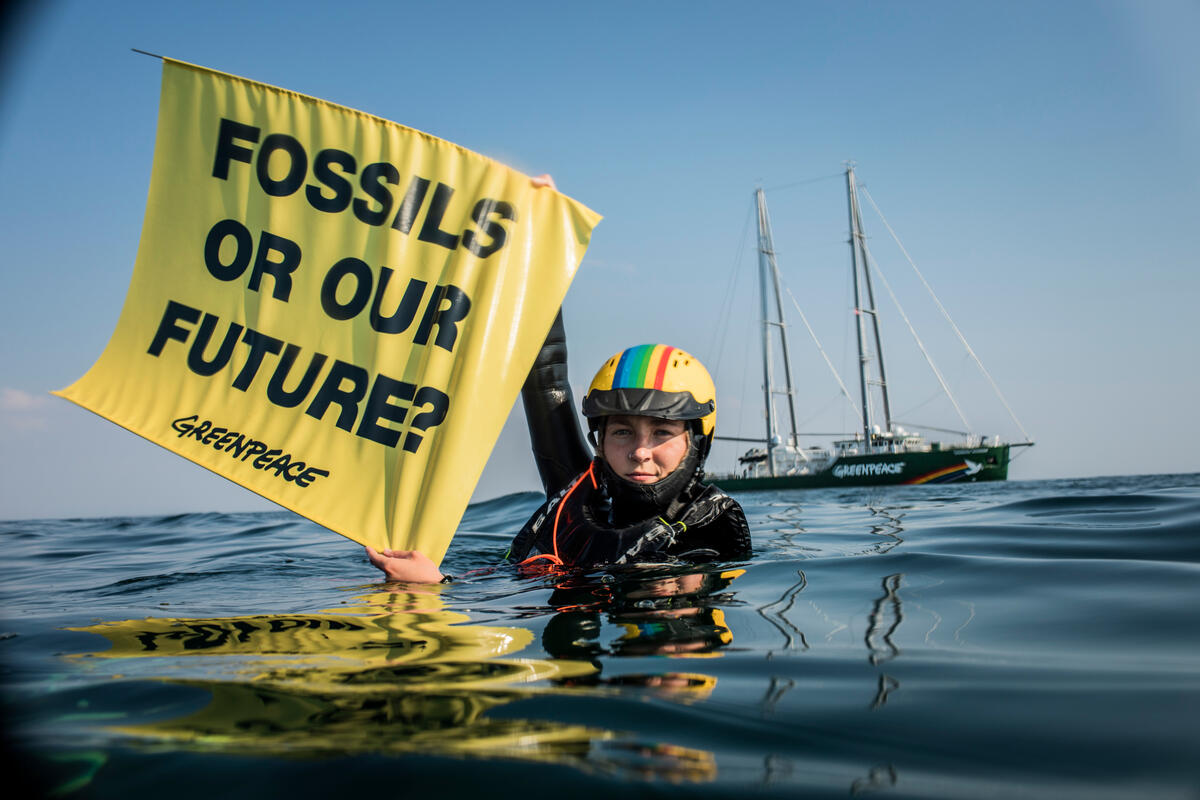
[518,462,597,568]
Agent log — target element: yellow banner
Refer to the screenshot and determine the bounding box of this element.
[55,59,600,563]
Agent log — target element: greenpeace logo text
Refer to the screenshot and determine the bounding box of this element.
[171,414,330,488]
[832,462,906,479]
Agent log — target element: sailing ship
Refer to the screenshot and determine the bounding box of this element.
[709,166,1033,491]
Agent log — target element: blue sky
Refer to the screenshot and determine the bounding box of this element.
[1,0,1197,520]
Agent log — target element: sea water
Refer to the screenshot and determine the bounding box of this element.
[2,474,1198,798]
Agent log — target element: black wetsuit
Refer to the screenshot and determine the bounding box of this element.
[508,312,751,567]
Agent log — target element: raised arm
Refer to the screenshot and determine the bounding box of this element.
[521,309,593,496]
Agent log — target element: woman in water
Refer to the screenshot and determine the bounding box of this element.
[367,312,751,582]
[367,176,750,581]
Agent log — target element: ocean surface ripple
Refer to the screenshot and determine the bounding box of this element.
[2,474,1199,798]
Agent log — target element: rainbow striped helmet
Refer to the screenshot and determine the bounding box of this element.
[582,344,716,439]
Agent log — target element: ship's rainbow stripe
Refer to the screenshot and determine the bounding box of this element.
[612,344,676,390]
[906,462,970,485]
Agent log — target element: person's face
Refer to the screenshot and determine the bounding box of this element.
[601,415,689,484]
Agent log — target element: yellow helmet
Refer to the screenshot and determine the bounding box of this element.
[582,344,716,442]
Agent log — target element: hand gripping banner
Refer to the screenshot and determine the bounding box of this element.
[55,59,601,564]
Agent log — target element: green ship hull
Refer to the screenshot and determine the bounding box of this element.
[709,444,1011,492]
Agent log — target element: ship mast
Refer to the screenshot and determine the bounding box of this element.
[755,188,801,475]
[846,165,893,446]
